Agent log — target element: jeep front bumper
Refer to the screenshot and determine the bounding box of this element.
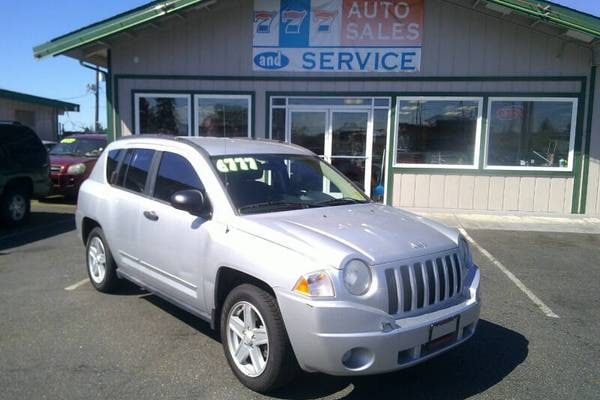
[276,266,480,376]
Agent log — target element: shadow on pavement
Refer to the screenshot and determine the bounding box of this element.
[271,319,528,400]
[0,212,75,251]
[130,292,528,400]
[142,294,220,342]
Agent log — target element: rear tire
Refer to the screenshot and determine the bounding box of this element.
[1,188,30,226]
[220,284,299,393]
[86,227,119,293]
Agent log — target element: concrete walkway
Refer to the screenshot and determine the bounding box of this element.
[404,207,600,234]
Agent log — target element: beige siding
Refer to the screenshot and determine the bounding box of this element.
[458,176,475,209]
[0,98,58,141]
[473,176,490,209]
[391,174,574,213]
[533,179,551,212]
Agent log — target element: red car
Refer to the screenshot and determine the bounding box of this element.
[49,134,107,198]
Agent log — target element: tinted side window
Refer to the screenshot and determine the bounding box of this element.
[154,152,204,202]
[106,149,122,184]
[120,149,154,193]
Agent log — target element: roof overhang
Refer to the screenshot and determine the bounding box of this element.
[483,0,600,42]
[0,89,79,112]
[33,0,211,66]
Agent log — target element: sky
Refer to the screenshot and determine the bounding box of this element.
[0,0,599,132]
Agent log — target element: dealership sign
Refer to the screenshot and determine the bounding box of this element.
[253,0,423,72]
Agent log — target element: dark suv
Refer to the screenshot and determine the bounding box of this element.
[0,122,52,226]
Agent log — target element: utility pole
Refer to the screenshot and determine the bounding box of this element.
[86,72,100,132]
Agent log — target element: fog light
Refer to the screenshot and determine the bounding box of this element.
[341,347,374,371]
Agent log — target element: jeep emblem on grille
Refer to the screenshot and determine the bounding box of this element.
[410,241,427,249]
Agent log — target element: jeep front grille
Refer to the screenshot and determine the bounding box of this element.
[50,165,62,173]
[384,252,463,315]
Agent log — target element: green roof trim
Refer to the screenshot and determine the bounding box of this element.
[487,0,600,38]
[33,0,206,59]
[0,89,79,112]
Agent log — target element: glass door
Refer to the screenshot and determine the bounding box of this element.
[288,110,327,157]
[287,108,373,195]
[330,110,371,193]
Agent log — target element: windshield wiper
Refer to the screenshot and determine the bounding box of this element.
[238,201,310,214]
[314,197,369,207]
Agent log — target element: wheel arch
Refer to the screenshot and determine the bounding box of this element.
[3,177,33,196]
[81,217,102,245]
[213,266,276,331]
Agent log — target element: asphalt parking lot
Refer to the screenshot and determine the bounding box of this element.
[1,202,599,399]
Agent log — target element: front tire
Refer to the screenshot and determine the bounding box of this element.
[1,188,30,226]
[86,227,119,293]
[220,284,298,393]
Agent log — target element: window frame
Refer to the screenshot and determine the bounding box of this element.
[483,96,578,172]
[193,94,252,138]
[106,147,158,199]
[393,96,484,170]
[134,93,192,136]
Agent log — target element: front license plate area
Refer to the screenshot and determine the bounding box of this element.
[424,315,460,354]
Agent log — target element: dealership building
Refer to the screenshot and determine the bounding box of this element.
[34,0,600,215]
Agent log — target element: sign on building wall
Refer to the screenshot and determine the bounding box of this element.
[253,0,423,73]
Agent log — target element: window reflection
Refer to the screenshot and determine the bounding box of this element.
[197,97,250,137]
[396,99,479,166]
[487,100,574,168]
[138,96,189,135]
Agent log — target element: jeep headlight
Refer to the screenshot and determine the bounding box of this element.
[66,163,86,175]
[458,236,472,270]
[343,259,372,296]
[293,271,335,297]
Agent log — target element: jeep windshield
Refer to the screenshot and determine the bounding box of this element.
[50,137,105,157]
[210,154,370,215]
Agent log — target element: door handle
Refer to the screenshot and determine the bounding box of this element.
[143,210,159,221]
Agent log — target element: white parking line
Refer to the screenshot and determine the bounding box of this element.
[65,278,88,291]
[458,227,560,319]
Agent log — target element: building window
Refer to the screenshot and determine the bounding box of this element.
[195,95,251,137]
[485,98,577,171]
[134,93,191,135]
[394,97,483,169]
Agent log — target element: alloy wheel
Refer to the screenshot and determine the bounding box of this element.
[8,194,26,222]
[226,301,270,377]
[88,236,107,284]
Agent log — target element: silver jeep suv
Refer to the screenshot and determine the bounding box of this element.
[76,135,481,393]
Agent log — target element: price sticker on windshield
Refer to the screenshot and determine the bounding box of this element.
[60,138,77,144]
[216,157,259,173]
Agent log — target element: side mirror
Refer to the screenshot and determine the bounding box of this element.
[170,189,211,218]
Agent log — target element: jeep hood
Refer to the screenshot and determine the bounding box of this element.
[232,204,458,267]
